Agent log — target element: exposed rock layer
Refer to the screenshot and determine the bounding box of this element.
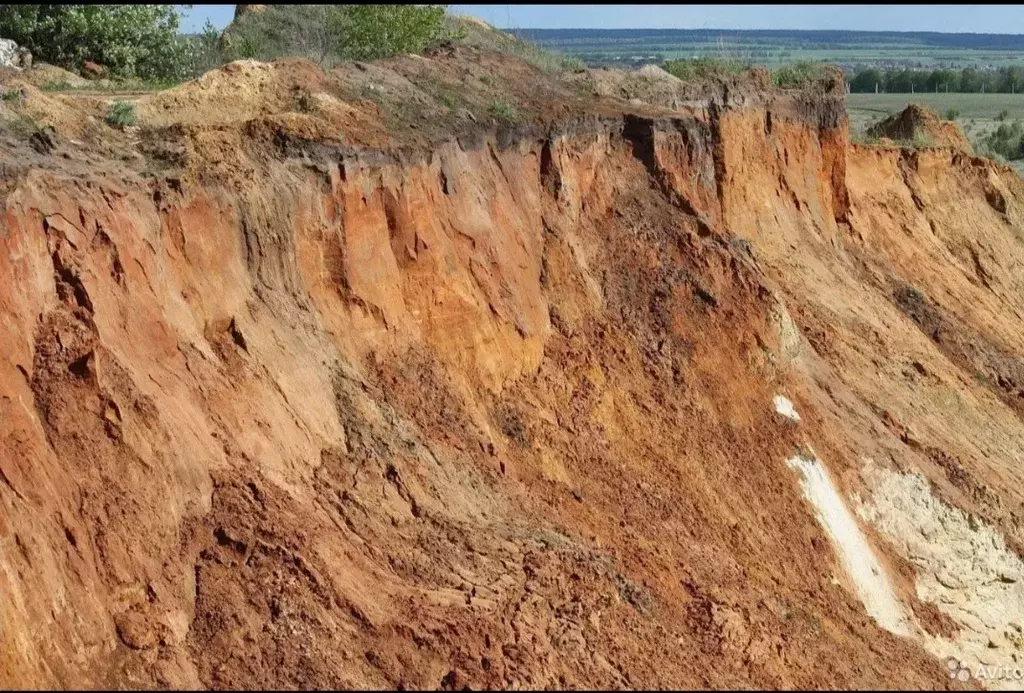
[0,52,1020,689]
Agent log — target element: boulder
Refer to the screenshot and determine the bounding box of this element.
[81,60,108,80]
[0,39,32,71]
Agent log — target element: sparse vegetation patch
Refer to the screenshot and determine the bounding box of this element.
[489,100,517,122]
[104,100,137,129]
[447,15,584,74]
[773,61,827,89]
[663,57,748,81]
[979,120,1024,161]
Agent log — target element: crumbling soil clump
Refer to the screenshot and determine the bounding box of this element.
[867,103,973,152]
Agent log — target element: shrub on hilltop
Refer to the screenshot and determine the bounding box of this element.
[772,61,840,92]
[0,5,585,85]
[663,57,749,81]
[219,6,583,74]
[219,4,454,65]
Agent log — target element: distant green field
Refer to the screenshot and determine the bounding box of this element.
[517,28,1024,69]
[602,48,1024,69]
[847,93,1024,123]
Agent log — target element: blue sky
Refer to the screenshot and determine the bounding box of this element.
[177,5,1024,34]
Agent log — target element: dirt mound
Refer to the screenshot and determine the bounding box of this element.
[590,64,774,111]
[590,66,695,108]
[18,63,89,88]
[136,47,604,159]
[0,62,89,89]
[867,103,973,153]
[137,59,328,127]
[0,78,105,139]
[636,64,680,82]
[2,48,1023,690]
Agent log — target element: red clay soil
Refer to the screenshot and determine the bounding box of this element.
[0,48,1016,690]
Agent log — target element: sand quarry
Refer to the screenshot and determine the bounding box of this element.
[0,46,1022,689]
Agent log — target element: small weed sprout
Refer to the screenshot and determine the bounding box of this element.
[7,113,39,136]
[439,91,458,110]
[105,101,137,128]
[489,100,517,122]
[910,128,934,148]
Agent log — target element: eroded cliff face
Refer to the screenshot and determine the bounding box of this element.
[1,52,1022,689]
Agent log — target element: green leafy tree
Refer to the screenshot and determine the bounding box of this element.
[220,5,452,66]
[0,4,189,79]
[331,5,449,61]
[849,68,881,93]
[924,69,949,92]
[958,67,983,93]
[181,19,227,76]
[883,68,914,93]
[998,66,1024,93]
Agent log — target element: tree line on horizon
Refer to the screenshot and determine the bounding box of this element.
[848,65,1024,94]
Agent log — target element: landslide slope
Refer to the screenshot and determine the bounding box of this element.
[0,46,1020,689]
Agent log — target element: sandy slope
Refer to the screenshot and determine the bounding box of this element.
[0,47,1020,688]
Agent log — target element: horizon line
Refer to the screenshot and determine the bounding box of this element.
[504,26,1024,36]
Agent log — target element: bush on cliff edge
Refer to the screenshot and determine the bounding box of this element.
[221,4,453,65]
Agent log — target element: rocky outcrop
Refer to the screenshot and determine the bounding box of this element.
[0,38,32,70]
[80,60,107,80]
